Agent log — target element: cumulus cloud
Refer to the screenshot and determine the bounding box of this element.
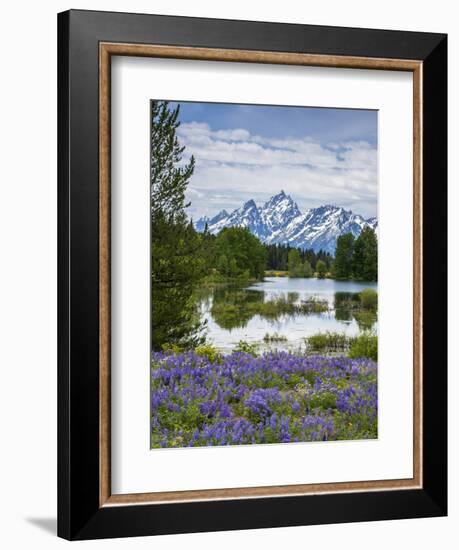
[177,122,377,219]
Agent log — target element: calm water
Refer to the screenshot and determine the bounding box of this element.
[199,277,377,353]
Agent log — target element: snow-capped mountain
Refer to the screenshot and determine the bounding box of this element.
[260,191,302,234]
[195,191,377,254]
[194,209,229,232]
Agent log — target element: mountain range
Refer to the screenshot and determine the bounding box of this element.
[195,191,377,254]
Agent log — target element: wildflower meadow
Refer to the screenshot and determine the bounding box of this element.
[151,350,377,448]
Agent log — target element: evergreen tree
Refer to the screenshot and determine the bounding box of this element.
[264,243,320,272]
[288,248,303,277]
[317,249,331,269]
[200,229,217,274]
[316,259,327,279]
[352,231,365,280]
[353,227,378,281]
[334,233,355,279]
[151,101,195,222]
[150,101,206,350]
[304,248,317,269]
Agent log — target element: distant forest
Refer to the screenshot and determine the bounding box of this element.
[265,243,333,271]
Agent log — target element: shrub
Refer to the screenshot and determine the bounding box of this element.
[161,343,185,354]
[305,331,353,352]
[234,340,258,356]
[348,332,378,361]
[195,344,221,363]
[359,288,378,311]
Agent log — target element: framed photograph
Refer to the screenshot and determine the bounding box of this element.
[58,9,447,540]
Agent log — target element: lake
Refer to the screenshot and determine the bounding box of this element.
[199,277,378,353]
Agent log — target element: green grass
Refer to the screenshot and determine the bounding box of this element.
[348,332,378,361]
[263,332,288,343]
[200,272,258,287]
[304,330,378,361]
[211,294,328,324]
[305,331,354,353]
[300,297,329,314]
[264,270,289,277]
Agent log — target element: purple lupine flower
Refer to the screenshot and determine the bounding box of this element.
[151,351,377,448]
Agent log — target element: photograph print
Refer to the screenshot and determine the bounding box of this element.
[150,100,378,449]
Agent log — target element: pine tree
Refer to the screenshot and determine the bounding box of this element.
[334,233,355,279]
[352,232,364,280]
[150,101,195,223]
[362,228,378,281]
[353,227,378,281]
[150,101,206,350]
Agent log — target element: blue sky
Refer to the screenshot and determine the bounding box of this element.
[175,102,377,145]
[168,101,378,219]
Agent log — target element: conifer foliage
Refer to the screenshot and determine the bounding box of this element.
[333,228,378,281]
[150,101,205,350]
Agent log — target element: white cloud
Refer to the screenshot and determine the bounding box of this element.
[176,122,377,219]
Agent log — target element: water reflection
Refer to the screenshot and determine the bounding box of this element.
[210,287,265,330]
[198,277,377,353]
[333,291,377,330]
